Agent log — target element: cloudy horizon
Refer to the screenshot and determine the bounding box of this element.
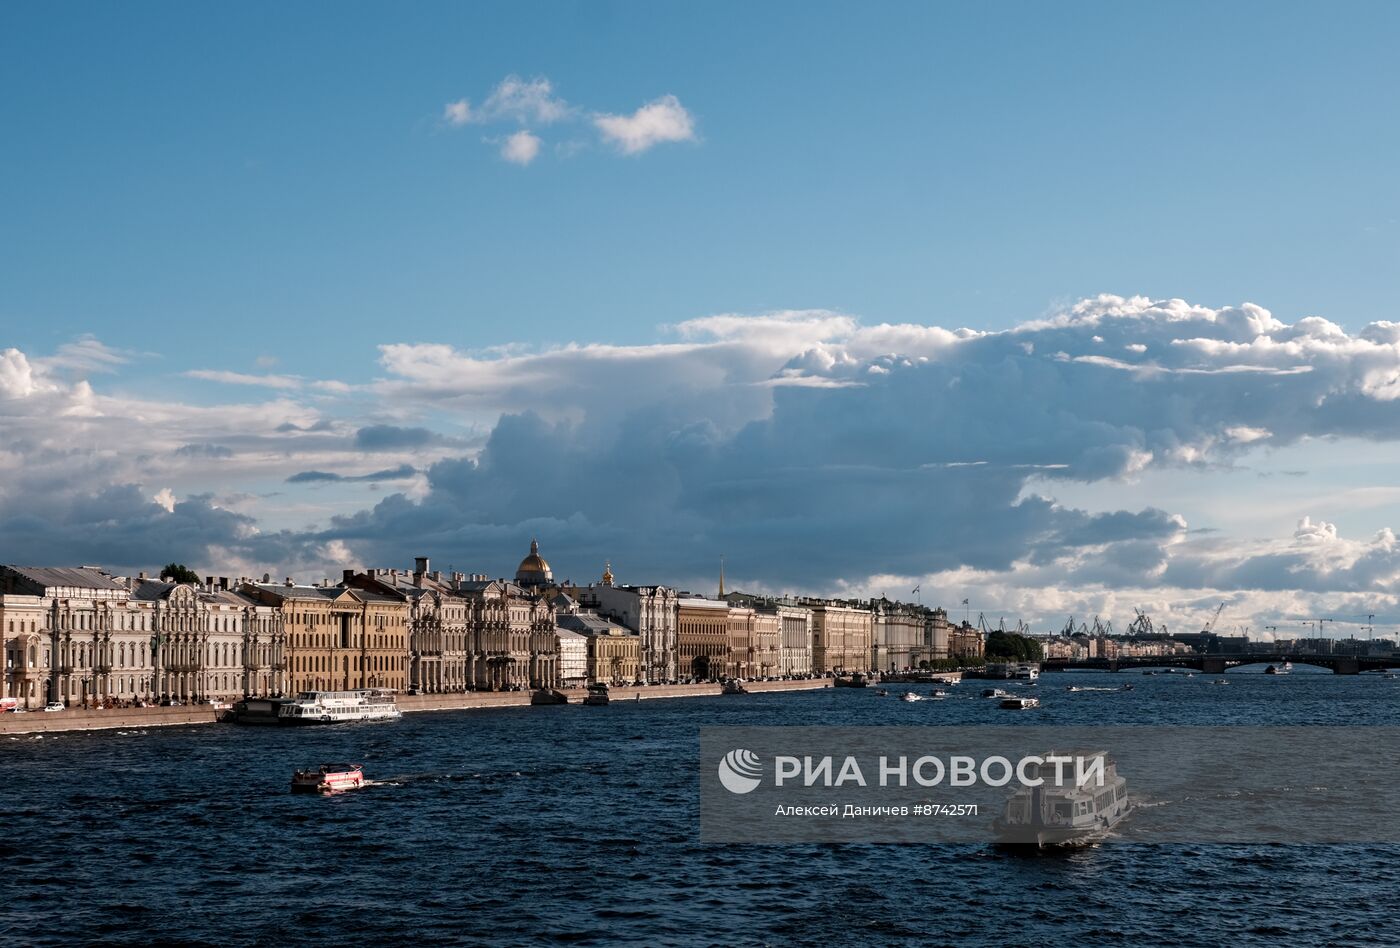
[6,295,1400,640]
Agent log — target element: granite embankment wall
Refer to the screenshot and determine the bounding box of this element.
[0,678,834,734]
[0,705,219,735]
[397,676,831,713]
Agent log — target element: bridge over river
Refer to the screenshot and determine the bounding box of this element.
[1043,653,1400,675]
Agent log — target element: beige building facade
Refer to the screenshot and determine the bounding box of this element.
[807,600,874,674]
[353,558,472,693]
[243,578,410,694]
[2,566,287,709]
[677,597,729,681]
[871,599,926,673]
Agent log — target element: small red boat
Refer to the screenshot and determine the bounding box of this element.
[291,762,365,794]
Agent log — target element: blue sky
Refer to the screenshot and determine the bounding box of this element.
[3,2,1400,636]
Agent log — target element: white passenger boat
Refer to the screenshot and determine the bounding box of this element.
[981,688,1012,699]
[994,749,1131,847]
[278,690,401,725]
[291,762,366,794]
[1000,696,1040,710]
[901,691,924,702]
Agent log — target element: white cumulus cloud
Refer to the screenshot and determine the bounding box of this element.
[594,94,696,154]
[500,130,542,165]
[442,99,471,126]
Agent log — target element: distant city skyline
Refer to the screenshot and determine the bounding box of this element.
[3,2,1400,637]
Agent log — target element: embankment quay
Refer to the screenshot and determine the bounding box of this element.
[0,678,832,736]
[1044,652,1396,674]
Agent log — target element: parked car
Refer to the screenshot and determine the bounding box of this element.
[43,701,66,712]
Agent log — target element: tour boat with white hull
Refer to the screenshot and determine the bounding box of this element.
[993,750,1131,847]
[277,690,402,725]
[291,763,366,794]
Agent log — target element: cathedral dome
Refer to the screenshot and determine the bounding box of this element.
[515,539,553,587]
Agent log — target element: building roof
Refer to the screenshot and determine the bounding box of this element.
[678,596,729,610]
[243,582,401,603]
[129,579,179,601]
[557,612,633,637]
[3,566,125,592]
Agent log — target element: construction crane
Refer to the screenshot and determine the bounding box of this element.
[1202,601,1226,634]
[1128,608,1155,637]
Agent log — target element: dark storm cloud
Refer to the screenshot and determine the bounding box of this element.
[353,424,440,451]
[286,464,417,484]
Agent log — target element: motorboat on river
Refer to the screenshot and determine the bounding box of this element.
[982,688,1012,699]
[999,696,1040,710]
[291,763,366,794]
[582,683,611,706]
[530,688,569,705]
[993,749,1131,847]
[278,690,401,725]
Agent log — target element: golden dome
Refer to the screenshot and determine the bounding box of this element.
[515,538,553,586]
[602,561,614,586]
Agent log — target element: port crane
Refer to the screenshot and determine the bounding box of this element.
[1202,601,1226,634]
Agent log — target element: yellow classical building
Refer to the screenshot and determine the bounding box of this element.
[677,596,729,681]
[243,574,410,694]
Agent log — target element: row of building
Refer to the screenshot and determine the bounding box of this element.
[1041,631,1400,662]
[0,542,986,709]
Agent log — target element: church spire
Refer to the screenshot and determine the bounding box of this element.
[718,554,725,598]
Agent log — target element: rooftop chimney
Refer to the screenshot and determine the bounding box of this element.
[415,556,429,575]
[343,569,355,584]
[284,577,294,587]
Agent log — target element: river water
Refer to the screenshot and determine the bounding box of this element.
[4,669,1398,946]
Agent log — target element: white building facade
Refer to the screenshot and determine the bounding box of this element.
[586,582,678,683]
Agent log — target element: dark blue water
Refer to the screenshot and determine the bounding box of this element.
[4,669,1399,946]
